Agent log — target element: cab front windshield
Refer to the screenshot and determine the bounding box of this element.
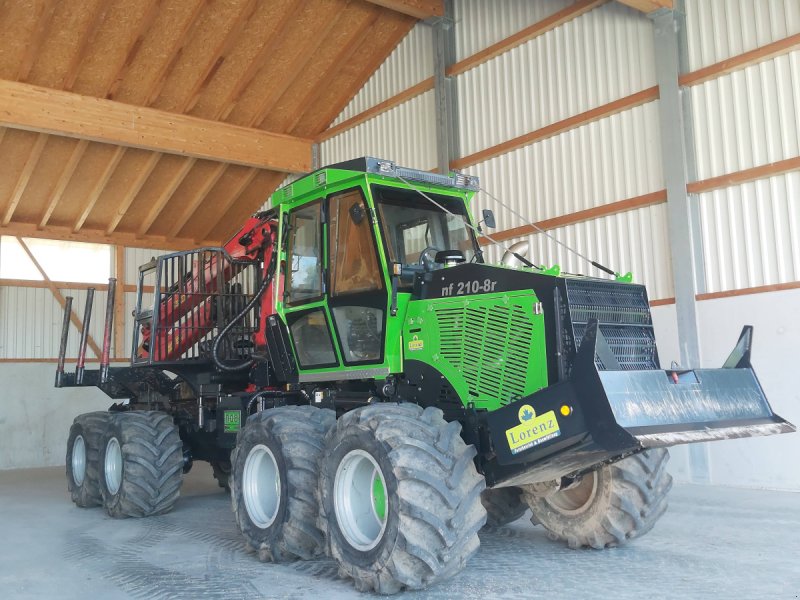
[373,185,479,281]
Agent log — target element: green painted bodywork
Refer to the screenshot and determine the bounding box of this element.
[403,291,549,412]
[268,164,554,412]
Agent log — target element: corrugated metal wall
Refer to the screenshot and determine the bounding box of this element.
[686,0,800,292]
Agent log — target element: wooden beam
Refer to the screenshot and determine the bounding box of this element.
[361,0,443,19]
[680,33,800,87]
[479,189,667,245]
[105,152,161,234]
[0,278,153,294]
[650,297,676,307]
[168,163,228,238]
[0,79,313,172]
[39,139,89,228]
[114,246,126,359]
[1,221,218,251]
[448,0,607,77]
[3,133,48,225]
[615,0,672,14]
[137,158,196,236]
[696,281,800,301]
[452,86,659,170]
[16,237,102,358]
[317,77,433,142]
[687,156,800,194]
[73,145,126,232]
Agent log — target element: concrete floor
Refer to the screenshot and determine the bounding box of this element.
[1,465,798,600]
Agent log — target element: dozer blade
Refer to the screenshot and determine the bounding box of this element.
[481,321,794,487]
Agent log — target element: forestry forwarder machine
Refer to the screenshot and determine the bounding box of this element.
[57,157,794,594]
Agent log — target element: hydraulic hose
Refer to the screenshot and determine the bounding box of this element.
[211,241,278,372]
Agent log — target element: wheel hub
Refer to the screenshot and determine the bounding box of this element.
[243,444,281,529]
[546,471,598,514]
[104,437,122,495]
[72,435,86,486]
[334,450,388,551]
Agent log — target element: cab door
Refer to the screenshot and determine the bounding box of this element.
[326,188,388,368]
[282,200,339,370]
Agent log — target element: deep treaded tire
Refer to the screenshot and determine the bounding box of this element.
[318,404,487,594]
[481,487,527,528]
[523,448,673,549]
[99,411,184,518]
[211,459,231,492]
[66,411,111,507]
[231,405,335,562]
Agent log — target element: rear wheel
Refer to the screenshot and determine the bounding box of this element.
[99,411,184,518]
[318,404,486,594]
[523,448,672,549]
[230,405,335,562]
[66,412,111,507]
[480,487,527,528]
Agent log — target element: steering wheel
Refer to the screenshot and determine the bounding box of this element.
[418,247,439,271]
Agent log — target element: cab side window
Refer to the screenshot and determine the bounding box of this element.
[286,203,322,305]
[329,190,383,295]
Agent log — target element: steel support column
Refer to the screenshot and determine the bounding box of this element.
[652,4,710,483]
[431,0,459,174]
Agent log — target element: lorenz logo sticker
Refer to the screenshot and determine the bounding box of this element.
[408,335,424,351]
[505,404,560,455]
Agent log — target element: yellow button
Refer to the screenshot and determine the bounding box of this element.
[560,405,572,417]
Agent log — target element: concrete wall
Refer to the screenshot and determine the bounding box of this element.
[651,289,800,491]
[0,363,112,470]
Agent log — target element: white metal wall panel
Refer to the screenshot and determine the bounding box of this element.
[453,0,572,61]
[457,2,655,157]
[124,247,169,285]
[321,90,437,170]
[699,171,800,293]
[481,203,673,300]
[466,101,663,230]
[691,50,800,180]
[331,23,433,126]
[684,0,800,71]
[0,286,108,359]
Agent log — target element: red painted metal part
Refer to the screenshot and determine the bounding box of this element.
[145,215,279,362]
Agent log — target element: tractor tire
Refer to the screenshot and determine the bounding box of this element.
[211,459,232,492]
[523,448,673,549]
[231,405,335,562]
[481,486,527,528]
[66,411,111,507]
[99,411,184,518]
[318,404,487,594]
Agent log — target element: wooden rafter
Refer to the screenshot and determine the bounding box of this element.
[16,0,58,82]
[195,168,260,241]
[0,79,313,172]
[615,0,672,13]
[3,133,48,225]
[73,145,126,232]
[16,237,102,358]
[168,163,228,238]
[106,152,161,235]
[2,221,216,251]
[39,139,89,228]
[61,0,112,91]
[361,0,443,19]
[137,158,196,236]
